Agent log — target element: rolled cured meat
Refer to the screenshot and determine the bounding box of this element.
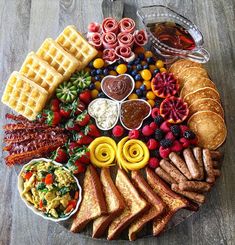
[103,49,118,64]
[88,32,102,49]
[134,29,148,46]
[115,46,135,63]
[88,22,101,33]
[102,17,119,34]
[102,32,118,49]
[119,18,136,33]
[117,32,134,48]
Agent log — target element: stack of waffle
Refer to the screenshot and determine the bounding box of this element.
[2,25,98,120]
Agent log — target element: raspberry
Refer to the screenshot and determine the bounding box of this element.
[190,137,198,145]
[170,140,183,152]
[160,139,173,148]
[142,125,154,137]
[151,108,159,119]
[160,121,171,133]
[154,115,164,126]
[184,130,196,139]
[112,125,124,137]
[147,138,159,150]
[155,129,164,141]
[180,125,190,136]
[149,157,160,169]
[159,146,171,158]
[170,125,181,138]
[179,137,191,148]
[149,122,158,131]
[165,131,175,141]
[128,129,140,139]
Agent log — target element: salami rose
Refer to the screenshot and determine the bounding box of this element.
[115,46,135,63]
[88,22,101,33]
[119,18,136,33]
[102,32,118,49]
[117,32,134,48]
[134,29,148,46]
[103,49,118,64]
[102,17,119,34]
[88,32,102,50]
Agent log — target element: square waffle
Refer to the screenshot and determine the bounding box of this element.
[1,71,48,120]
[36,38,81,79]
[56,25,98,69]
[20,52,64,97]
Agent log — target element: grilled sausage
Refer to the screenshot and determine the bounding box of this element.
[178,181,211,192]
[155,167,177,185]
[210,150,223,161]
[202,149,215,183]
[192,147,204,180]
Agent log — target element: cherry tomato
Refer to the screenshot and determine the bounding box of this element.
[45,174,53,185]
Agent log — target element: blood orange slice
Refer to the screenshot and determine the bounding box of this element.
[151,72,179,98]
[160,97,189,124]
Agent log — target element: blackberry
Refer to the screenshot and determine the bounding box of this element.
[170,125,181,138]
[155,99,162,108]
[155,129,164,141]
[154,115,164,126]
[184,130,196,139]
[160,139,173,148]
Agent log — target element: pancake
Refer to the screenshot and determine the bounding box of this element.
[187,111,227,150]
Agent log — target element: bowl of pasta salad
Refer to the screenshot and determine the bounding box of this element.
[18,158,82,222]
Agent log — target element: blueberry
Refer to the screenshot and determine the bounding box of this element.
[96,69,103,75]
[141,97,146,100]
[135,74,141,80]
[136,89,143,96]
[128,60,134,66]
[143,64,149,69]
[140,84,146,91]
[90,69,97,77]
[108,65,114,70]
[147,57,155,64]
[138,53,145,60]
[153,69,160,76]
[88,62,93,68]
[88,83,95,90]
[94,75,101,81]
[131,70,138,76]
[98,92,106,98]
[127,64,132,70]
[114,65,118,70]
[103,68,109,76]
[136,64,142,71]
[134,58,141,65]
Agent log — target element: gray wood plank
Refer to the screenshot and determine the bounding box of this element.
[0,0,234,244]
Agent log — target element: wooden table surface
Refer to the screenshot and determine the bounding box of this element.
[0,0,234,244]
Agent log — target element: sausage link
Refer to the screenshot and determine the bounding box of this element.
[213,169,221,178]
[169,152,192,180]
[212,161,220,169]
[183,148,201,180]
[210,150,223,161]
[155,167,177,185]
[202,149,215,183]
[192,147,204,180]
[178,181,211,192]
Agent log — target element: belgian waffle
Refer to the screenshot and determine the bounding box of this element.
[1,71,48,120]
[56,25,98,69]
[20,52,64,97]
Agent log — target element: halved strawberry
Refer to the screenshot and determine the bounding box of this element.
[84,124,101,137]
[53,147,68,163]
[76,110,90,127]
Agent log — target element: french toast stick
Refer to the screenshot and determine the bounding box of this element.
[70,165,107,233]
[92,168,125,238]
[129,171,165,241]
[107,169,148,240]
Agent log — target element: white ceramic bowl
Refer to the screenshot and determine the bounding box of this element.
[88,98,120,131]
[18,158,82,222]
[119,99,152,130]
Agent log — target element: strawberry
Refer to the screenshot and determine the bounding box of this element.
[71,146,90,164]
[65,119,80,131]
[50,98,60,112]
[170,140,183,152]
[53,147,68,163]
[142,125,154,136]
[75,132,93,145]
[128,129,140,139]
[79,90,92,105]
[71,99,86,116]
[112,125,124,137]
[85,124,101,137]
[179,137,191,148]
[76,110,90,127]
[159,146,171,158]
[149,122,158,131]
[59,103,71,118]
[67,141,79,155]
[190,137,198,145]
[149,157,160,169]
[147,138,159,150]
[45,110,61,126]
[160,121,171,133]
[165,131,175,141]
[74,160,86,174]
[151,108,159,118]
